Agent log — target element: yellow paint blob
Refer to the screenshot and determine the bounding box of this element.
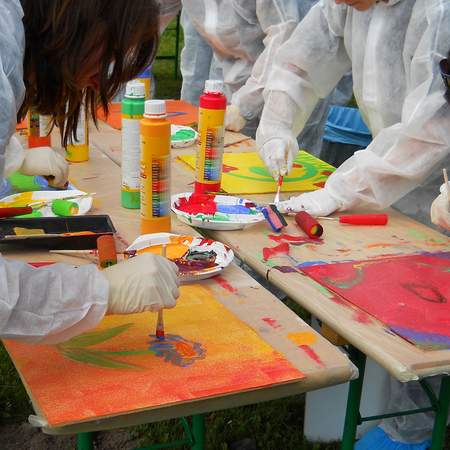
[136,235,194,260]
[287,332,317,346]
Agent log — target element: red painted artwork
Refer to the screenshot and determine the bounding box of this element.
[302,253,450,349]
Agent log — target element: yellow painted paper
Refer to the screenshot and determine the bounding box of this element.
[179,151,335,194]
[4,284,303,427]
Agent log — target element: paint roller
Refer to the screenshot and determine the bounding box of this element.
[97,235,117,268]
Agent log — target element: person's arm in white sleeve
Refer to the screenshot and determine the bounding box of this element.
[280,4,450,217]
[0,259,108,344]
[0,253,179,345]
[256,2,351,178]
[226,0,317,131]
[158,0,181,35]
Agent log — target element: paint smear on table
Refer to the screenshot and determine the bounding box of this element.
[179,151,335,194]
[287,332,324,366]
[4,284,303,427]
[302,252,450,350]
[214,275,238,295]
[262,318,282,329]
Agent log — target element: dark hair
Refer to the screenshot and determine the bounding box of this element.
[18,0,160,145]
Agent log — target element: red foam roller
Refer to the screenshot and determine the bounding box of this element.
[295,211,323,238]
[339,214,388,225]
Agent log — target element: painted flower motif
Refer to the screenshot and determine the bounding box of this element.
[148,334,206,368]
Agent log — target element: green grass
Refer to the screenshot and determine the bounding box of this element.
[0,18,449,450]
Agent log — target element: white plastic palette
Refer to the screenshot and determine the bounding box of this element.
[126,232,234,282]
[0,190,93,217]
[171,192,265,231]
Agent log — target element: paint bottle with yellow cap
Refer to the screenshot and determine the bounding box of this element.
[27,108,51,148]
[195,80,226,194]
[65,104,89,162]
[140,100,171,234]
[121,81,146,209]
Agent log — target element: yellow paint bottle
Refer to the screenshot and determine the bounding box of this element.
[140,100,171,234]
[66,104,89,162]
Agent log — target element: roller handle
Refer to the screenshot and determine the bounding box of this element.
[0,206,33,218]
[339,214,388,225]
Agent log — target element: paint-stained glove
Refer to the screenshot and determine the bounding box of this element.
[259,135,298,180]
[277,188,342,217]
[225,104,247,132]
[103,253,180,314]
[20,146,69,188]
[430,183,450,230]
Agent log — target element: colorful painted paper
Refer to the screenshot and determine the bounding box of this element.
[302,253,450,350]
[4,284,303,427]
[179,151,335,194]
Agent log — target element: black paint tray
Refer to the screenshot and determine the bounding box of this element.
[0,215,116,250]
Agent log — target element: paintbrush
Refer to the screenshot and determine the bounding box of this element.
[443,168,450,212]
[156,244,166,340]
[273,176,283,204]
[28,192,96,209]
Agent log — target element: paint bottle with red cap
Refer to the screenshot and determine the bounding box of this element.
[195,80,227,194]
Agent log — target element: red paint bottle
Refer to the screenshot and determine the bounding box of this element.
[195,80,227,194]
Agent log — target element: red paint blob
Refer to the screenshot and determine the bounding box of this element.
[262,242,290,261]
[268,233,322,245]
[262,317,282,329]
[222,164,238,173]
[214,276,238,295]
[299,345,324,367]
[353,310,373,325]
[176,194,217,215]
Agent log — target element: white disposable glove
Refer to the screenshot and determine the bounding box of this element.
[20,146,69,188]
[225,104,247,132]
[277,188,342,217]
[259,134,298,179]
[256,91,300,180]
[430,184,450,230]
[103,253,180,315]
[4,135,26,177]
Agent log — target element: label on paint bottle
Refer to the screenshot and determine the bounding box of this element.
[39,115,51,137]
[121,118,141,194]
[141,156,170,219]
[72,111,86,145]
[197,125,224,184]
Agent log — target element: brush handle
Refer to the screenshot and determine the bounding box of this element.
[0,206,33,218]
[339,214,388,225]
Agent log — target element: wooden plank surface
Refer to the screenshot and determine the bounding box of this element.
[2,132,354,434]
[90,121,450,383]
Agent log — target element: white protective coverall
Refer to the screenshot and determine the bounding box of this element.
[258,0,450,227]
[181,0,341,152]
[0,0,179,344]
[256,0,450,443]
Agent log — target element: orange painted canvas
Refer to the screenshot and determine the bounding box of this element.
[4,284,303,427]
[97,100,199,130]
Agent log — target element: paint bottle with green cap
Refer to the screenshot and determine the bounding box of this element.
[121,81,146,208]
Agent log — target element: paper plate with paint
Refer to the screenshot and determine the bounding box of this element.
[126,232,234,282]
[0,190,93,218]
[171,125,198,148]
[171,192,265,231]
